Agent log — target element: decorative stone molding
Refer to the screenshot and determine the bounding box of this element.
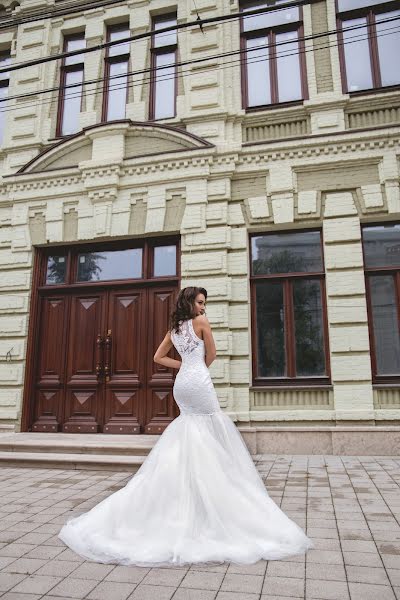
[250,388,333,410]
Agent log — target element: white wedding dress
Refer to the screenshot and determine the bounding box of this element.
[58,318,314,566]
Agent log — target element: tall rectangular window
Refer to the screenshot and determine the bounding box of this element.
[250,231,329,385]
[103,24,130,122]
[0,50,10,145]
[240,0,307,108]
[57,33,86,136]
[337,0,400,93]
[150,14,177,120]
[363,224,400,381]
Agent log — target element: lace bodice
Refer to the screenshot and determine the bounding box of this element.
[170,319,204,360]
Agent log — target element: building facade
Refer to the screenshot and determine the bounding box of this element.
[0,0,400,443]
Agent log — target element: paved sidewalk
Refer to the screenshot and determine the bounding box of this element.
[0,455,399,600]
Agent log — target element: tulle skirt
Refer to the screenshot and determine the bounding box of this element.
[58,411,314,566]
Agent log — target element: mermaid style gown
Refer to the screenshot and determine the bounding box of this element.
[58,318,314,566]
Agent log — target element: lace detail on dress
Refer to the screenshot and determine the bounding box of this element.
[171,319,202,356]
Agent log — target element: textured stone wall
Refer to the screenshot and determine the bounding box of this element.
[0,0,399,430]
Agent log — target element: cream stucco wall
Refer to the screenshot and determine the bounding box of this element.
[0,0,399,431]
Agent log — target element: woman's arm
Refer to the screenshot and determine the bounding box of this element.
[153,331,182,369]
[198,315,217,367]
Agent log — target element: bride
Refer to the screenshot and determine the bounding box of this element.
[58,286,314,566]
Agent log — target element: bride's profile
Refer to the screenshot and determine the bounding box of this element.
[58,286,314,566]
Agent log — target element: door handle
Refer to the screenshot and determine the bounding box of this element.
[95,333,104,381]
[104,329,112,382]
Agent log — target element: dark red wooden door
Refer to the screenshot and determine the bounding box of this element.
[32,286,178,433]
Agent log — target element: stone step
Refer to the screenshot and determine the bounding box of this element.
[0,450,146,471]
[0,432,158,456]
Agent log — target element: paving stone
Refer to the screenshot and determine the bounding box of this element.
[346,565,390,585]
[11,575,63,595]
[173,590,218,600]
[221,573,263,594]
[306,578,349,599]
[267,561,305,578]
[105,565,149,583]
[343,551,383,567]
[2,558,47,575]
[23,546,64,560]
[140,567,186,587]
[388,571,400,587]
[306,562,347,581]
[180,571,224,590]
[87,581,136,600]
[68,562,114,580]
[262,576,304,597]
[348,582,396,600]
[0,545,36,558]
[305,550,344,565]
[46,577,98,598]
[0,593,42,600]
[226,561,267,576]
[127,584,176,599]
[0,573,27,592]
[35,560,80,577]
[217,593,259,600]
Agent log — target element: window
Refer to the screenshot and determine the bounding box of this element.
[103,24,130,122]
[337,0,400,93]
[240,0,307,108]
[0,50,11,145]
[57,33,86,137]
[150,14,177,120]
[250,231,329,385]
[363,224,400,381]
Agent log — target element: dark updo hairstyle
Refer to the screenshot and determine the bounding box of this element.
[170,286,207,333]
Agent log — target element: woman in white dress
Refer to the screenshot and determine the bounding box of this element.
[58,286,314,566]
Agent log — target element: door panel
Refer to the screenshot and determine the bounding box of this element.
[32,295,69,432]
[63,293,106,433]
[103,289,145,433]
[144,287,179,434]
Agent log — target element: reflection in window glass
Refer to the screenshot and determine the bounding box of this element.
[338,0,393,10]
[154,245,176,276]
[251,231,323,275]
[376,10,400,87]
[276,31,302,102]
[363,224,400,268]
[154,17,177,48]
[242,1,299,31]
[246,37,270,106]
[154,52,176,119]
[106,61,128,120]
[46,256,67,284]
[293,279,325,376]
[77,248,142,281]
[342,17,373,92]
[61,69,84,135]
[370,275,400,375]
[256,282,286,377]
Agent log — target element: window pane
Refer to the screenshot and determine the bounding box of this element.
[251,231,323,275]
[242,1,299,31]
[153,245,176,276]
[293,280,326,376]
[77,248,142,281]
[0,53,10,82]
[376,10,400,87]
[369,275,400,375]
[46,256,67,284]
[342,17,373,92]
[106,60,128,120]
[246,36,270,106]
[276,30,302,102]
[108,27,130,57]
[0,85,8,145]
[154,52,175,119]
[338,0,395,11]
[154,17,177,48]
[256,281,286,377]
[61,69,83,135]
[65,36,85,66]
[363,224,400,268]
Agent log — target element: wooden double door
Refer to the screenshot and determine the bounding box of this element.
[31,285,179,434]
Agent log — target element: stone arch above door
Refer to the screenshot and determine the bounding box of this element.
[17,120,215,174]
